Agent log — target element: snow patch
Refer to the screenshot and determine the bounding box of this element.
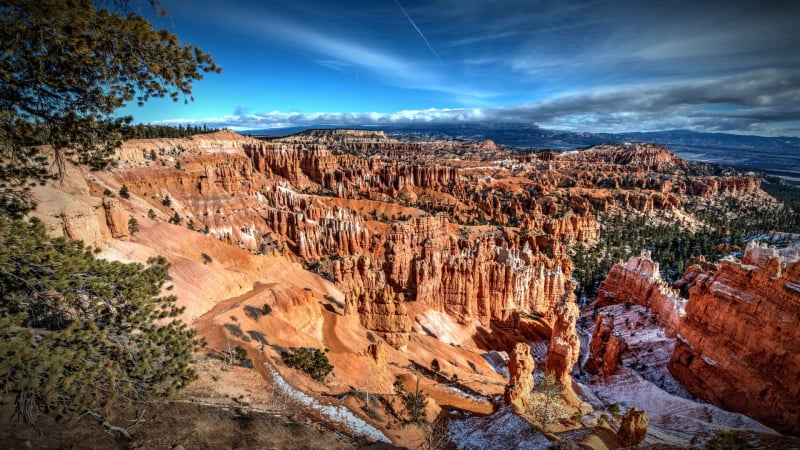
[590,368,773,446]
[264,363,390,443]
[416,309,469,346]
[449,406,551,449]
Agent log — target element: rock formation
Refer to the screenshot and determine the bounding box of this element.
[585,313,627,376]
[545,290,580,384]
[367,340,386,367]
[669,241,800,436]
[346,285,412,350]
[595,251,686,337]
[616,408,648,446]
[504,342,535,414]
[101,198,129,239]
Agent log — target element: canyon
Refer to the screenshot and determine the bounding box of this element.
[23,128,800,448]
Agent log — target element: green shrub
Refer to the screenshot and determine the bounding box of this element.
[128,217,139,235]
[201,253,212,264]
[401,379,427,423]
[261,303,272,315]
[243,305,262,321]
[284,347,333,381]
[704,430,752,450]
[247,330,268,345]
[224,323,246,339]
[119,185,130,199]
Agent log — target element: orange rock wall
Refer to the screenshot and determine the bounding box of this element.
[596,251,686,337]
[669,241,800,436]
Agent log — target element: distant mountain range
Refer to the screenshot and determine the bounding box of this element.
[246,123,800,182]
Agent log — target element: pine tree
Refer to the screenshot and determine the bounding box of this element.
[0,0,220,217]
[0,217,199,427]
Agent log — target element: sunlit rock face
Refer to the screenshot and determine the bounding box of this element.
[504,342,535,414]
[669,241,800,436]
[545,290,580,384]
[595,251,686,337]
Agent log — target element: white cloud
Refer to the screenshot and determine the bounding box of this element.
[155,69,800,136]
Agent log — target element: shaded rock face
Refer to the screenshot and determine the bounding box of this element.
[367,340,386,367]
[617,408,648,447]
[585,313,627,376]
[669,241,800,436]
[595,251,686,337]
[545,292,580,384]
[504,342,535,413]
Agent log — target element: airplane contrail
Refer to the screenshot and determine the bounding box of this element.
[394,0,443,66]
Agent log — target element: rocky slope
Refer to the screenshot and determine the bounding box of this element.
[669,241,800,436]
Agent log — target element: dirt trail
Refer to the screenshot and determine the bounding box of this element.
[193,281,276,331]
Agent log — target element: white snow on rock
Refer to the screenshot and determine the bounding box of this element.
[590,367,772,446]
[265,363,390,443]
[585,305,773,446]
[449,406,551,450]
[416,309,470,346]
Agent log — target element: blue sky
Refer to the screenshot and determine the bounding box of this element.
[121,0,800,136]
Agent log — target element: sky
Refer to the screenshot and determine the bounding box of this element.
[120,0,800,137]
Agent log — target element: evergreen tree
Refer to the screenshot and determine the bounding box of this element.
[0,0,220,217]
[0,217,199,427]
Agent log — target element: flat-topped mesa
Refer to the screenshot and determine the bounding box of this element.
[559,143,684,172]
[595,251,686,337]
[115,130,264,165]
[272,128,394,146]
[669,241,800,436]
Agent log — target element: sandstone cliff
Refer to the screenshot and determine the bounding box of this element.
[595,251,686,337]
[669,241,800,436]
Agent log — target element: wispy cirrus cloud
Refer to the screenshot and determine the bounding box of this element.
[204,4,496,102]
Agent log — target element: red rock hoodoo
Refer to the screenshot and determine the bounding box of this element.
[504,342,536,413]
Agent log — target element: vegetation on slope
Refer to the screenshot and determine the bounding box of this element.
[0,217,199,427]
[0,0,219,430]
[0,0,220,217]
[572,179,800,302]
